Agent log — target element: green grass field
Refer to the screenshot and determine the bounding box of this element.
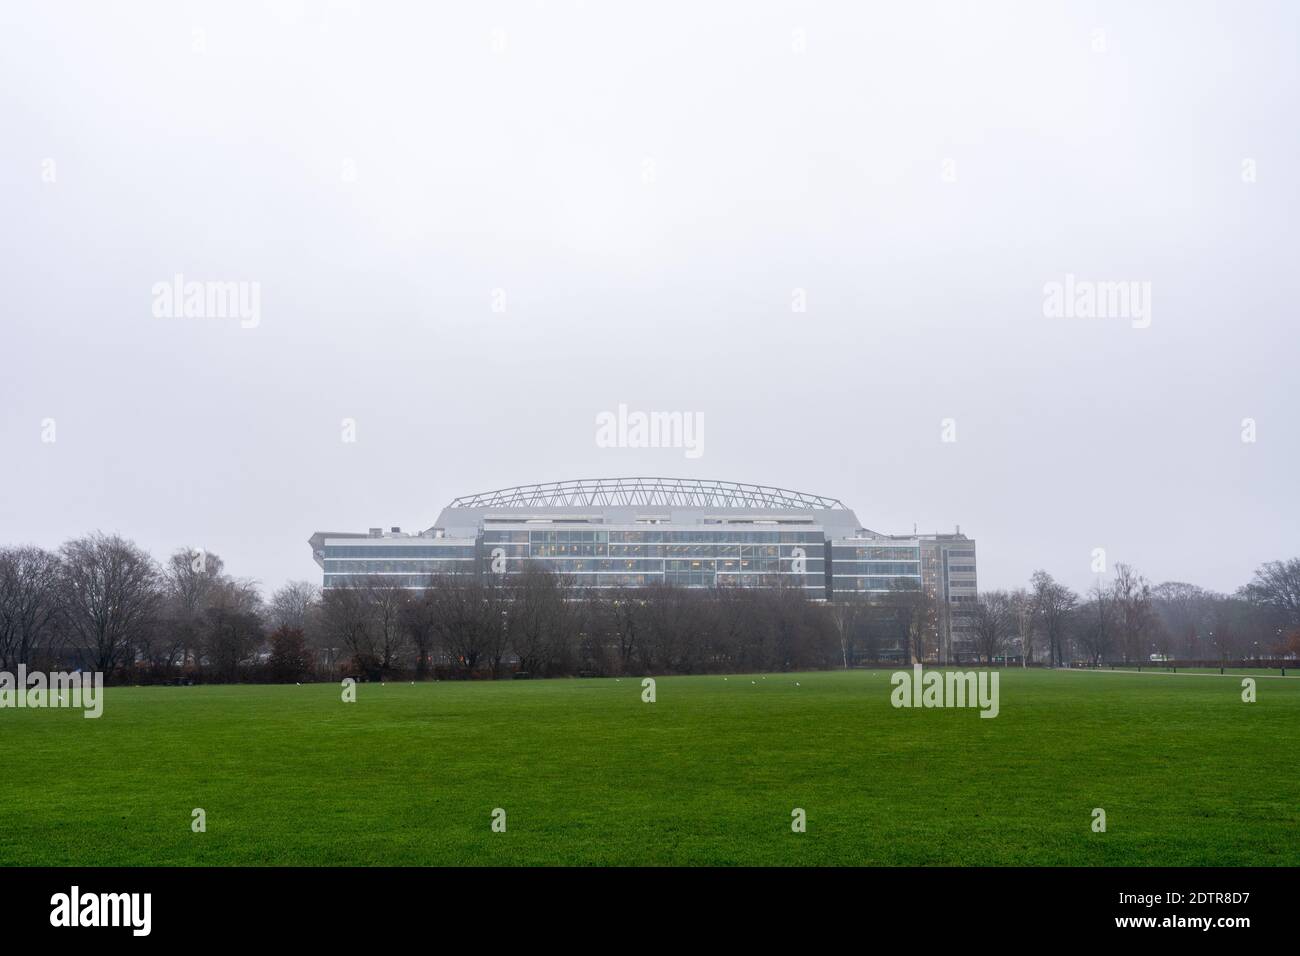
[2,669,1296,866]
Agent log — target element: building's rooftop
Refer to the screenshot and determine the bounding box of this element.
[428,477,864,538]
[446,477,847,511]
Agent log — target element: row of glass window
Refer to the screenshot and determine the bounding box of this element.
[716,573,823,588]
[527,543,813,559]
[830,561,922,576]
[664,571,823,589]
[831,576,924,591]
[325,559,479,574]
[328,557,835,574]
[324,569,826,589]
[482,529,825,545]
[520,558,819,574]
[324,572,824,590]
[830,547,921,561]
[324,554,932,578]
[324,574,434,588]
[324,546,476,558]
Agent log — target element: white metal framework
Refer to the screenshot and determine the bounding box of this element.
[447,478,846,511]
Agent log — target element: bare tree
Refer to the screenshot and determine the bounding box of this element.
[1030,570,1077,667]
[1241,558,1300,627]
[268,580,320,632]
[59,533,162,675]
[428,574,480,671]
[1207,593,1253,664]
[889,578,938,664]
[1008,588,1034,665]
[641,584,698,672]
[480,572,512,678]
[1152,581,1213,658]
[508,564,577,676]
[1075,580,1114,665]
[604,587,643,675]
[831,597,868,669]
[402,588,439,679]
[320,586,374,676]
[161,548,225,672]
[0,545,64,669]
[203,577,264,681]
[973,590,1012,664]
[365,583,410,676]
[708,583,759,670]
[768,581,822,671]
[1112,563,1155,663]
[426,574,501,677]
[425,570,514,678]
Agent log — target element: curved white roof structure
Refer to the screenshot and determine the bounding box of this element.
[447,477,846,512]
[431,477,864,539]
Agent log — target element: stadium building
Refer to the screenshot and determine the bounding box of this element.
[309,477,976,631]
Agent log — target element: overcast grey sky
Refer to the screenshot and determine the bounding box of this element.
[2,0,1297,598]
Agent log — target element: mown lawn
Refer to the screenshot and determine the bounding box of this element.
[1,669,1295,865]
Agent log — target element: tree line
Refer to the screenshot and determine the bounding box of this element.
[2,532,1297,682]
[953,563,1300,667]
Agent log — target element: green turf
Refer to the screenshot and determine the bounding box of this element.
[1,669,1295,866]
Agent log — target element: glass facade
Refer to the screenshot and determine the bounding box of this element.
[482,526,826,593]
[826,534,982,660]
[829,541,922,594]
[314,517,974,609]
[321,540,476,589]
